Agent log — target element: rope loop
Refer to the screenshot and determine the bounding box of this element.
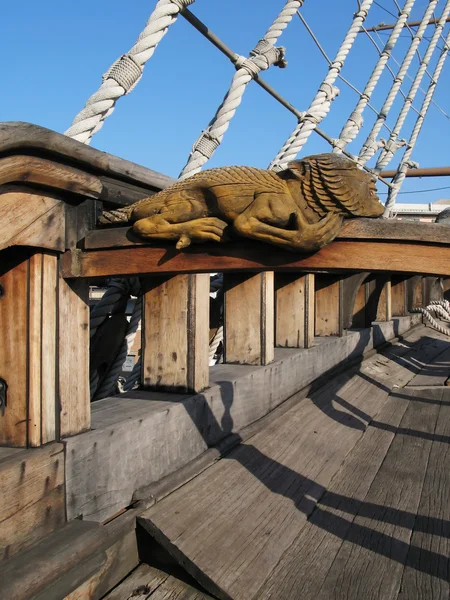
[103,54,142,94]
[170,0,195,9]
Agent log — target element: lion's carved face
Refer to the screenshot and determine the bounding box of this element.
[286,153,384,218]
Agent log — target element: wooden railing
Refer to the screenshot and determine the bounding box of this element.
[1,123,450,573]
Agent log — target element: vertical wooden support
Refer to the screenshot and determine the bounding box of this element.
[59,278,90,438]
[224,272,274,365]
[314,275,343,337]
[275,273,314,348]
[365,275,391,323]
[0,252,58,447]
[391,277,407,317]
[376,278,392,322]
[141,274,209,393]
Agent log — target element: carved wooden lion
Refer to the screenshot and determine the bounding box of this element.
[99,153,384,252]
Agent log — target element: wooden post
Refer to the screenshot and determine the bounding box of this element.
[275,273,314,348]
[141,274,209,393]
[391,277,407,316]
[365,275,391,323]
[0,251,58,447]
[224,272,274,365]
[314,275,343,336]
[58,278,90,438]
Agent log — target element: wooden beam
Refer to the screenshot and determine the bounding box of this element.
[391,277,407,317]
[59,278,90,438]
[61,240,450,279]
[224,272,274,365]
[275,273,314,348]
[315,276,343,337]
[141,274,209,393]
[0,443,65,562]
[83,219,450,250]
[342,272,369,329]
[0,252,58,447]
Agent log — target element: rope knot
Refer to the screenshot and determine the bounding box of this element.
[103,54,142,93]
[319,83,340,101]
[237,40,287,77]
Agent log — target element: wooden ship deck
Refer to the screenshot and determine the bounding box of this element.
[1,123,450,599]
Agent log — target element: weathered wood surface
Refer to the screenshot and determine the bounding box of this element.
[137,328,450,600]
[0,187,65,252]
[0,155,103,197]
[64,317,428,524]
[59,278,90,437]
[275,273,313,348]
[0,443,65,562]
[61,239,450,279]
[315,276,343,336]
[224,272,274,365]
[0,122,174,192]
[103,564,214,599]
[405,345,450,387]
[391,277,407,317]
[83,218,450,250]
[142,274,209,393]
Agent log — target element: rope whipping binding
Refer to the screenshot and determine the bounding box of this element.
[269,0,374,172]
[374,0,450,174]
[357,0,440,166]
[384,25,450,216]
[179,0,303,180]
[65,0,195,144]
[333,0,416,154]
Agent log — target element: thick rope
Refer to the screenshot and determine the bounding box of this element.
[375,1,450,173]
[333,0,415,153]
[93,297,142,400]
[179,0,303,179]
[412,303,450,336]
[269,0,373,171]
[357,0,439,166]
[90,278,140,339]
[384,27,450,215]
[65,0,194,144]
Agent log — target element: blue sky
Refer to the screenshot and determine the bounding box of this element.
[1,0,449,203]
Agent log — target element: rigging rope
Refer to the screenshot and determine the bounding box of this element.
[375,0,450,173]
[269,0,374,171]
[179,0,303,180]
[384,26,450,215]
[334,0,415,154]
[65,0,195,144]
[357,0,439,166]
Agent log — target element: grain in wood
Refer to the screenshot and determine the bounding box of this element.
[224,272,274,365]
[0,443,65,561]
[315,276,343,336]
[142,274,209,393]
[59,278,90,437]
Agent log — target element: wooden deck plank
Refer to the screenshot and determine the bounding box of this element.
[397,387,450,600]
[315,386,442,600]
[406,346,450,387]
[256,390,411,600]
[103,564,214,600]
[138,354,410,600]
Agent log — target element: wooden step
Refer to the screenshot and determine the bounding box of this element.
[137,329,450,600]
[0,508,140,600]
[104,563,214,599]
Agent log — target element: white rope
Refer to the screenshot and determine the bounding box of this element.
[94,297,142,400]
[375,1,450,172]
[384,27,450,215]
[179,0,303,179]
[209,326,224,366]
[357,0,439,166]
[90,278,140,339]
[65,0,194,144]
[333,0,415,153]
[269,0,373,171]
[412,303,450,336]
